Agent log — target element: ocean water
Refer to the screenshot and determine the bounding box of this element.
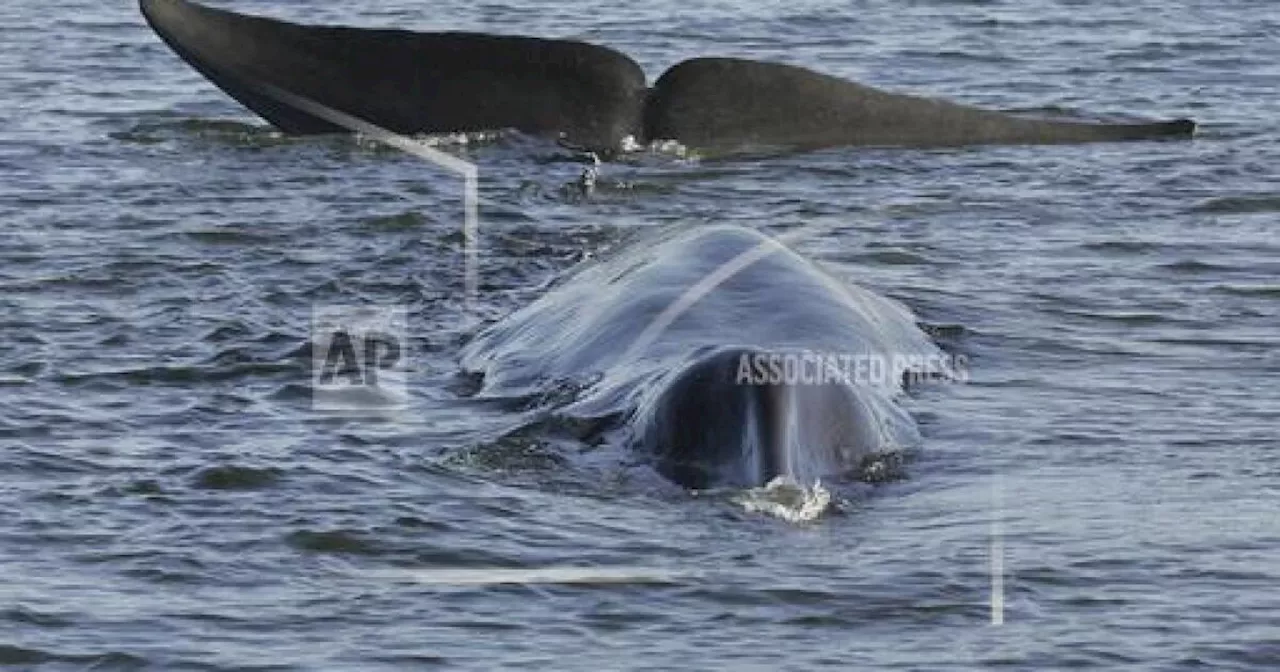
[1,0,1277,669]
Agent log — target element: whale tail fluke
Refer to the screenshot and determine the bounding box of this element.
[138,0,647,151]
[646,57,1195,151]
[141,0,1196,153]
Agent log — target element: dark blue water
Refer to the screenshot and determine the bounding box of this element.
[2,0,1277,669]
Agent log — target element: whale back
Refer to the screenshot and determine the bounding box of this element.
[139,0,646,150]
[646,57,1195,152]
[461,225,938,400]
[461,225,943,487]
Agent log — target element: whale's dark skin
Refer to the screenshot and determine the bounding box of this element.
[648,58,1196,151]
[140,0,1195,154]
[138,0,646,150]
[637,346,874,489]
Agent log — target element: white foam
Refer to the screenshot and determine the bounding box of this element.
[645,138,693,159]
[353,129,506,149]
[732,475,833,523]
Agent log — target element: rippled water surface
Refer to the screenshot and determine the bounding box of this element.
[2,0,1278,669]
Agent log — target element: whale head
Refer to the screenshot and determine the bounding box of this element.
[634,346,882,489]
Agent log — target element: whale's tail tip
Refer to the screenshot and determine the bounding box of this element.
[1089,116,1196,143]
[1136,117,1196,139]
[139,0,167,18]
[1164,118,1197,137]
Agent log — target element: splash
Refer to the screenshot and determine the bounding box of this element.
[355,129,506,150]
[639,138,695,160]
[731,475,833,523]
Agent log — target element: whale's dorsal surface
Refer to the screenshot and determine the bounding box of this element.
[141,0,1195,154]
[461,225,945,488]
[461,226,935,396]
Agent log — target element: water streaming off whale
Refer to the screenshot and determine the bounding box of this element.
[460,225,952,488]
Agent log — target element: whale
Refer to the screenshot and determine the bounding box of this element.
[140,0,1195,155]
[459,225,949,489]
